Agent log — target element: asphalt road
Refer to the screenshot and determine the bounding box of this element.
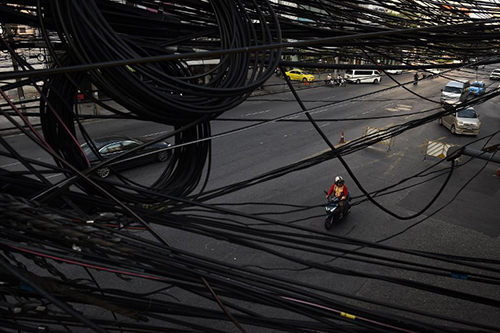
[1,66,499,331]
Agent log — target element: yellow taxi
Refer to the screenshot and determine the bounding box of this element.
[284,69,316,82]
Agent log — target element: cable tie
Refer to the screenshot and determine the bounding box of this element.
[340,312,356,320]
[86,220,94,224]
[451,272,468,280]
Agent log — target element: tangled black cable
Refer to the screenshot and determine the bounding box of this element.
[1,1,500,332]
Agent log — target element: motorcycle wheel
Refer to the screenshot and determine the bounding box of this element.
[324,215,335,230]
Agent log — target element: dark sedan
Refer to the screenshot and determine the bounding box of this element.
[81,136,172,178]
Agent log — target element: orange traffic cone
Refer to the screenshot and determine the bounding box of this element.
[339,131,345,144]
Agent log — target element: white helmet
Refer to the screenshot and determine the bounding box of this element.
[335,176,344,184]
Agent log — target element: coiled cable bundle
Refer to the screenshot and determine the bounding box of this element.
[37,0,282,201]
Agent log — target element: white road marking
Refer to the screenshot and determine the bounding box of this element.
[0,162,22,168]
[306,122,331,131]
[46,173,63,179]
[142,131,170,137]
[242,109,270,117]
[1,157,42,168]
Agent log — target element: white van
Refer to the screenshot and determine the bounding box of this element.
[440,80,470,105]
[345,69,382,84]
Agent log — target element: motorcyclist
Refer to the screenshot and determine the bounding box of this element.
[326,176,348,218]
[337,74,344,86]
[413,72,419,84]
[326,73,332,85]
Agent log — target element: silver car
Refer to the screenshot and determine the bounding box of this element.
[489,69,500,80]
[439,107,481,136]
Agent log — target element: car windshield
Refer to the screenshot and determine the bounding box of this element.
[472,82,483,87]
[444,86,462,93]
[457,109,477,118]
[346,70,353,75]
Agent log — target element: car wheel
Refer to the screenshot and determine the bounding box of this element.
[356,79,361,84]
[450,125,456,134]
[96,167,110,178]
[157,151,170,162]
[374,79,379,83]
[302,78,308,82]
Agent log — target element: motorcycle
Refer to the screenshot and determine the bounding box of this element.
[336,78,346,87]
[325,77,346,87]
[324,191,352,230]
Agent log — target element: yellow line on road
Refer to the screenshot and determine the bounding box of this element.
[384,152,404,175]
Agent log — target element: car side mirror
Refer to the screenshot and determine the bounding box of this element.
[476,114,480,118]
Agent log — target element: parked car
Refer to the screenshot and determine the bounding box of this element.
[385,69,403,75]
[284,69,315,82]
[81,136,172,178]
[438,107,481,136]
[489,69,500,80]
[469,81,486,96]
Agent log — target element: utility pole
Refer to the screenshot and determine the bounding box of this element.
[447,145,500,164]
[3,23,26,113]
[447,145,500,178]
[91,84,100,115]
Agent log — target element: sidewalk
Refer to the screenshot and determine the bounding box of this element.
[0,74,322,136]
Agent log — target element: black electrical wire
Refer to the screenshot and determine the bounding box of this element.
[2,1,500,332]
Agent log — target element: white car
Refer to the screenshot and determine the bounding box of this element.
[490,69,500,80]
[385,69,403,75]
